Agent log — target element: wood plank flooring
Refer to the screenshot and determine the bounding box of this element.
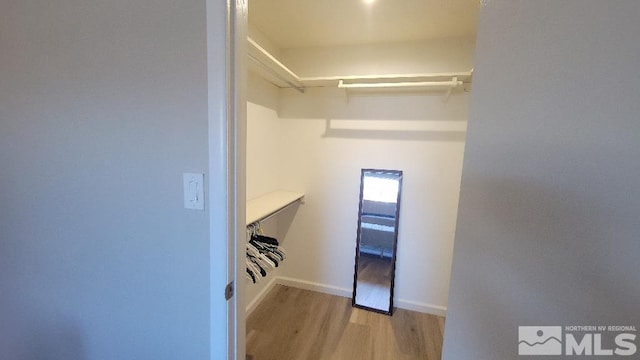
[355,253,393,310]
[246,285,445,360]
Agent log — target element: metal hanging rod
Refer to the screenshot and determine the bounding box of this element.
[337,77,463,90]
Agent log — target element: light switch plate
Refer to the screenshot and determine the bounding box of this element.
[183,173,204,210]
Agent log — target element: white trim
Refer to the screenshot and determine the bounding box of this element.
[205,0,234,358]
[245,276,279,316]
[273,276,447,317]
[246,276,447,318]
[276,277,353,299]
[395,298,447,317]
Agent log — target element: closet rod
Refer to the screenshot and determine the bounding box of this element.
[248,54,305,93]
[338,78,463,90]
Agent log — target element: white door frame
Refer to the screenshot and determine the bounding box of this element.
[206,0,247,359]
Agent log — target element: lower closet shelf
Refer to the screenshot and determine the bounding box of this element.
[246,190,304,225]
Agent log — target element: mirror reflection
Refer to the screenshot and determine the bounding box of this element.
[352,169,402,315]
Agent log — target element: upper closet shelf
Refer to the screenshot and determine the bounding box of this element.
[301,72,472,89]
[247,36,472,95]
[248,37,305,93]
[246,190,305,225]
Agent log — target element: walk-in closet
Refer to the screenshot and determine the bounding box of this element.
[243,1,478,359]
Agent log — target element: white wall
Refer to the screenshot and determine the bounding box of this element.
[247,74,281,200]
[245,74,284,310]
[248,24,282,60]
[0,1,216,358]
[281,37,475,77]
[443,1,640,358]
[276,88,468,313]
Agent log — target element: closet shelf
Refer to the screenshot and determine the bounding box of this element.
[246,190,305,225]
[300,72,472,88]
[247,36,472,95]
[248,37,305,93]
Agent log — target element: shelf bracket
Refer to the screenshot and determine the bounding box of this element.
[338,80,351,103]
[442,77,457,102]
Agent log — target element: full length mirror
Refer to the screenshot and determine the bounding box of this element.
[352,169,403,315]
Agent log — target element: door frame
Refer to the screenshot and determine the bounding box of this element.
[206,0,247,359]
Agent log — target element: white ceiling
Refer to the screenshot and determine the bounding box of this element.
[248,0,480,49]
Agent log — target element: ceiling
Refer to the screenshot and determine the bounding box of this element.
[248,0,480,49]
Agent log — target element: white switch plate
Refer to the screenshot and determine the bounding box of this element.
[183,173,204,210]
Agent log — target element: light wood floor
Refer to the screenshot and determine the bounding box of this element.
[246,285,445,360]
[355,254,393,310]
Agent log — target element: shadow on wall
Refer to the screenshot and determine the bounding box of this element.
[27,321,87,360]
[276,201,302,244]
[275,87,469,141]
[0,308,87,360]
[278,87,469,122]
[446,175,640,357]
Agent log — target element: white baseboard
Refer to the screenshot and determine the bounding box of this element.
[245,276,278,315]
[396,298,447,317]
[247,275,447,317]
[276,276,353,299]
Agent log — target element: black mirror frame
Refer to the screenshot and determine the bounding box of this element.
[352,168,403,315]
